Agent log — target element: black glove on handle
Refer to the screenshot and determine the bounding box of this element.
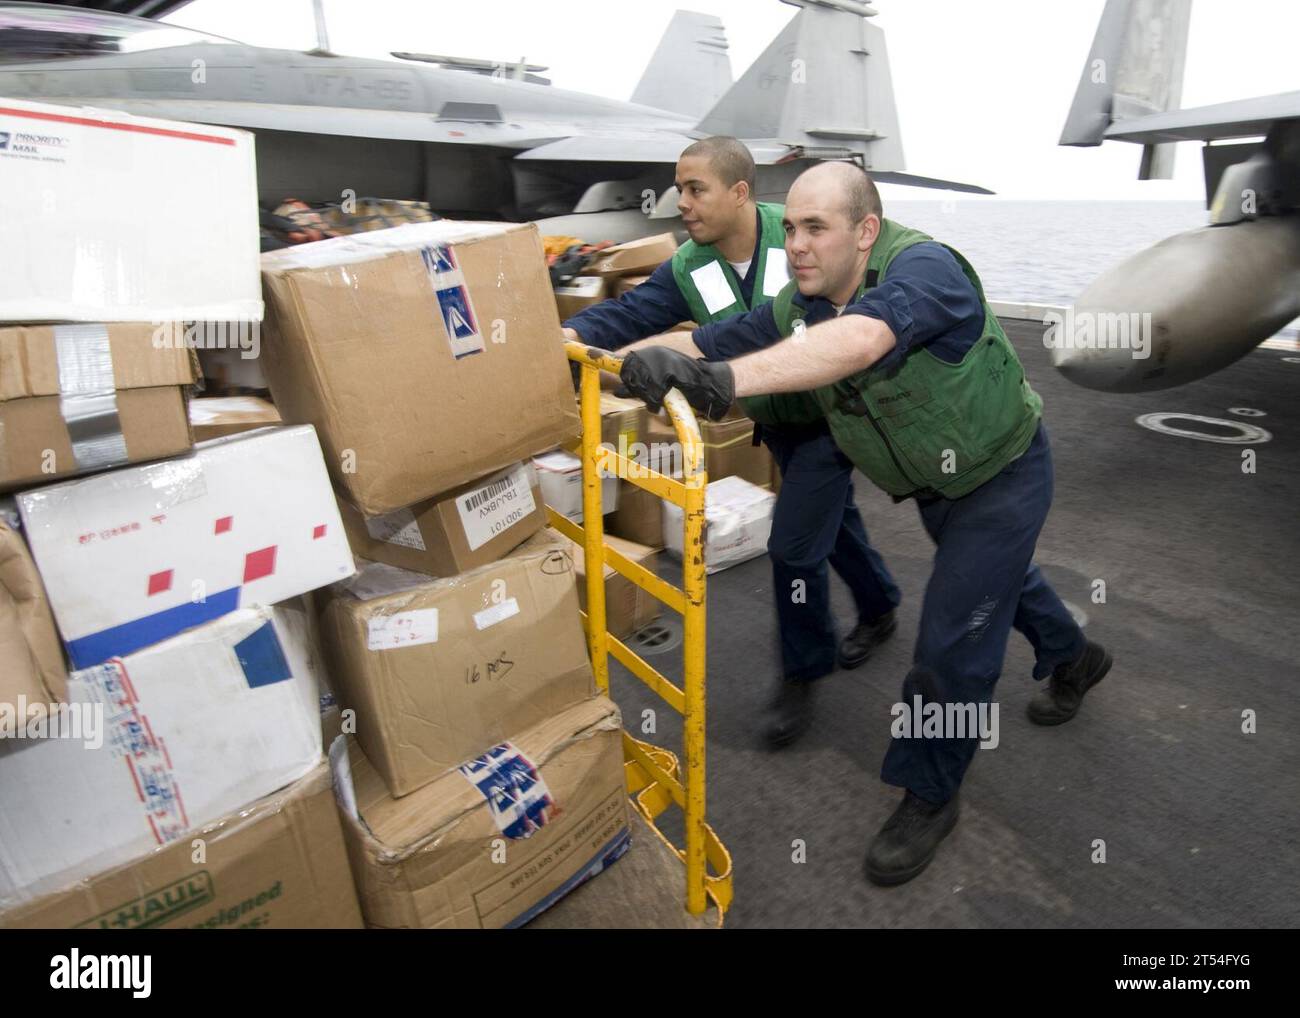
[619,347,736,421]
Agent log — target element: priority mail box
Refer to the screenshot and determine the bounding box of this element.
[16,424,354,669]
[0,515,65,705]
[189,395,281,442]
[0,763,363,930]
[0,605,324,905]
[319,530,595,798]
[333,695,631,929]
[533,449,619,522]
[0,98,261,323]
[0,323,195,492]
[336,461,545,577]
[664,475,775,574]
[259,220,580,516]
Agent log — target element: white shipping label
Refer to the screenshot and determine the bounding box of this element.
[457,466,536,551]
[474,597,520,631]
[363,507,427,551]
[367,608,440,651]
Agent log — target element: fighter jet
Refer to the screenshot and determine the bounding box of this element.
[1052,0,1300,392]
[0,0,988,242]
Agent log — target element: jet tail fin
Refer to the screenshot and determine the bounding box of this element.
[1059,0,1193,179]
[694,0,906,171]
[631,11,733,119]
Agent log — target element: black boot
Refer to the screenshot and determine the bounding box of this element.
[1027,640,1113,726]
[838,609,898,669]
[763,679,815,749]
[865,790,960,886]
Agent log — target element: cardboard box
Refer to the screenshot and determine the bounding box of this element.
[259,220,580,516]
[614,274,651,296]
[562,391,648,461]
[17,424,354,669]
[701,416,771,490]
[607,480,664,549]
[189,396,281,442]
[562,532,660,639]
[332,695,631,929]
[553,275,607,320]
[0,516,65,705]
[664,475,775,574]
[0,604,324,904]
[590,233,678,278]
[533,449,619,522]
[0,98,261,323]
[336,461,545,578]
[319,530,595,798]
[646,410,772,489]
[0,324,195,492]
[0,763,363,929]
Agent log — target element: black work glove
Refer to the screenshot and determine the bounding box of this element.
[620,347,735,421]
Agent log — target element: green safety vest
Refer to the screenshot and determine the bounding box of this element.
[670,202,810,425]
[770,218,1043,500]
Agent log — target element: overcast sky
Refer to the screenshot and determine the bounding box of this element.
[165,0,1300,201]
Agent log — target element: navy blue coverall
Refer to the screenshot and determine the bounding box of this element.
[694,242,1089,802]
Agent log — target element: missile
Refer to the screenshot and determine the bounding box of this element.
[1049,215,1300,392]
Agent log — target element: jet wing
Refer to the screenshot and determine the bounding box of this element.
[514,133,698,163]
[1101,91,1300,144]
[22,96,570,148]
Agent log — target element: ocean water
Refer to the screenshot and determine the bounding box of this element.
[882,200,1209,306]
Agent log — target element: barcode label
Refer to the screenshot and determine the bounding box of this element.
[457,464,536,551]
[464,476,513,511]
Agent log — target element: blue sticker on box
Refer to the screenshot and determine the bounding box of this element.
[421,243,484,360]
[233,622,292,689]
[459,742,555,840]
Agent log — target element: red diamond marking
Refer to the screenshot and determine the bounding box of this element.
[147,570,173,596]
[215,516,233,535]
[313,524,327,540]
[243,546,277,583]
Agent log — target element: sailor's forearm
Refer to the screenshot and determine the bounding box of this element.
[731,314,896,396]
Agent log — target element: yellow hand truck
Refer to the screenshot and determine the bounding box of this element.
[534,341,734,927]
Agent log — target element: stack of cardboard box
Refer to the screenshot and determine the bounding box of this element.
[257,220,637,927]
[1,100,647,930]
[0,100,362,928]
